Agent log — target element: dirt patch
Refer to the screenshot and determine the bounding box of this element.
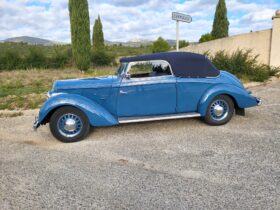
[0,111,23,118]
[20,140,38,145]
[117,159,129,165]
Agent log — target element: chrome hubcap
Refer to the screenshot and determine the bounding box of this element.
[57,113,83,138]
[64,119,77,132]
[210,99,229,121]
[213,104,224,117]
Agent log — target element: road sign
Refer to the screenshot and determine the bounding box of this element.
[172,12,192,51]
[172,12,192,23]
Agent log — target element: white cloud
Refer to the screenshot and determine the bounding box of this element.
[0,0,69,41]
[0,0,279,42]
[227,0,277,35]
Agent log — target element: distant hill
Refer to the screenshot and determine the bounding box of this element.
[105,39,178,47]
[2,36,194,47]
[3,36,64,46]
[105,39,152,47]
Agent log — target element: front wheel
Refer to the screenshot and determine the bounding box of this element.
[204,95,234,126]
[49,106,90,143]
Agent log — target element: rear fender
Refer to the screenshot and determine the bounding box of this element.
[198,84,258,116]
[38,93,118,127]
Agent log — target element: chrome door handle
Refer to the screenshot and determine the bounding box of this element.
[120,90,128,95]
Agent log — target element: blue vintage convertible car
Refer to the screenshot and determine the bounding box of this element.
[34,52,261,142]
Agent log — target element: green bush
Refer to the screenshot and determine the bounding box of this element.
[25,47,47,69]
[48,46,72,68]
[152,37,170,53]
[0,44,74,70]
[0,49,23,70]
[92,50,112,66]
[210,49,279,82]
[0,43,152,71]
[199,33,213,43]
[179,40,189,48]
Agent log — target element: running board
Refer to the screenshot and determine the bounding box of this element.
[119,112,201,124]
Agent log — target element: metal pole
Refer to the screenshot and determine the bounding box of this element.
[176,20,179,51]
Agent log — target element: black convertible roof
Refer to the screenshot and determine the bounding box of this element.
[120,52,220,78]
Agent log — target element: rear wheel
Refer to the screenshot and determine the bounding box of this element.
[49,106,90,143]
[204,95,234,125]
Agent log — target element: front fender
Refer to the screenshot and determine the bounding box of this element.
[198,84,258,116]
[37,93,118,127]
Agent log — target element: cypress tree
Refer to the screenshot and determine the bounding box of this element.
[69,0,91,71]
[92,15,105,52]
[211,0,229,39]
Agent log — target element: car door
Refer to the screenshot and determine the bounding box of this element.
[176,77,215,113]
[117,60,177,117]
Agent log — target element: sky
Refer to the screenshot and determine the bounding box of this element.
[0,0,279,42]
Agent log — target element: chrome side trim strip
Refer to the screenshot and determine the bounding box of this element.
[119,112,201,124]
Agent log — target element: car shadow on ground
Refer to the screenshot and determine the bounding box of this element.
[17,117,204,147]
[18,112,254,147]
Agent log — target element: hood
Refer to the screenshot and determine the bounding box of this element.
[52,75,117,91]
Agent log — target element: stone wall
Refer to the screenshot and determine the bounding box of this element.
[181,10,280,67]
[270,11,280,67]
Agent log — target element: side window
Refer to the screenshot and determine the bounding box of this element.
[130,62,153,77]
[128,60,172,78]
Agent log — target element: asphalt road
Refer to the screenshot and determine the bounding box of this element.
[0,80,279,209]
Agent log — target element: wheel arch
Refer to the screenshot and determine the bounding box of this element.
[215,94,245,116]
[198,84,256,116]
[224,94,239,109]
[41,105,87,125]
[38,93,119,127]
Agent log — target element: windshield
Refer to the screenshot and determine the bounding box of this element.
[115,63,127,75]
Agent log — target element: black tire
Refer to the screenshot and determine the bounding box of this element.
[204,95,234,126]
[49,106,90,143]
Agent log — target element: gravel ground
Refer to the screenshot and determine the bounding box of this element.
[0,79,280,209]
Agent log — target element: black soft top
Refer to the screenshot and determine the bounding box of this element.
[120,52,220,78]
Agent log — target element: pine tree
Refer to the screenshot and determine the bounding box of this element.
[69,0,91,71]
[211,0,229,39]
[92,15,105,52]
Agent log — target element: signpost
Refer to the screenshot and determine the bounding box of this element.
[172,12,192,51]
